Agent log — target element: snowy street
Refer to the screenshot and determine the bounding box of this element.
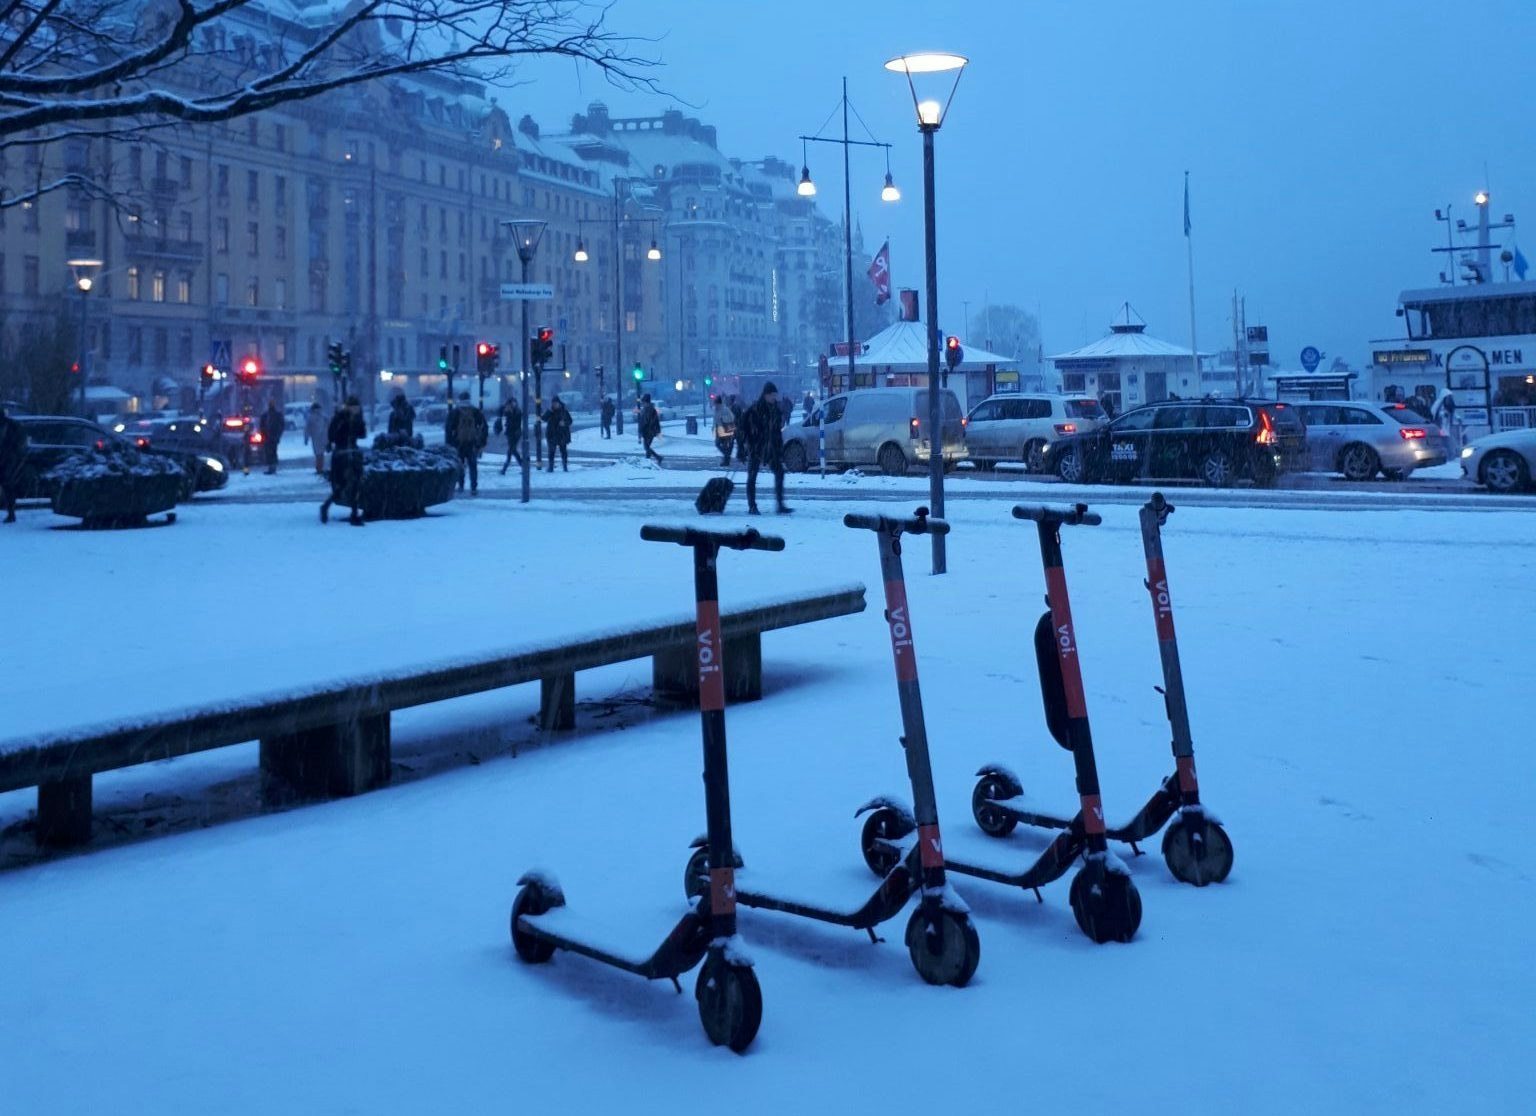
[2,488,1532,1111]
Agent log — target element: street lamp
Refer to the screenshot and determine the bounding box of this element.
[886,50,967,575]
[500,218,546,504]
[798,77,901,401]
[67,257,103,416]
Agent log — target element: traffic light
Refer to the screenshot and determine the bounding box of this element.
[327,341,344,378]
[200,363,216,388]
[69,361,81,377]
[239,356,261,381]
[340,351,352,382]
[438,346,450,372]
[530,327,554,368]
[476,341,499,377]
[943,335,963,385]
[632,361,644,383]
[703,373,713,387]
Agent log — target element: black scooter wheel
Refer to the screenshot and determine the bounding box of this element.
[509,884,557,964]
[696,952,763,1054]
[904,907,982,987]
[971,773,1021,838]
[1068,863,1142,944]
[683,847,710,901]
[1161,816,1234,886]
[859,807,914,878]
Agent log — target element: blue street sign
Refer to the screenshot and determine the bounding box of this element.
[209,338,232,371]
[1300,346,1321,373]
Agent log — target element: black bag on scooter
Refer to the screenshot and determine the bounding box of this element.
[695,476,734,515]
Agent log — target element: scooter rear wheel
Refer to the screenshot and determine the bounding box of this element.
[510,883,558,963]
[904,907,982,987]
[1161,816,1234,886]
[1068,863,1142,944]
[683,847,710,901]
[859,807,914,877]
[971,773,1022,838]
[696,952,763,1053]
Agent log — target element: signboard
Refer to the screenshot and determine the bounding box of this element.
[209,338,232,372]
[1372,349,1433,365]
[1245,326,1269,344]
[1299,346,1321,373]
[499,283,555,301]
[992,370,1020,394]
[831,341,866,357]
[1459,407,1489,426]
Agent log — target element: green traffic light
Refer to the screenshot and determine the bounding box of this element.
[632,365,644,381]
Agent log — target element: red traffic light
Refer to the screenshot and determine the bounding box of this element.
[477,342,493,357]
[945,335,960,351]
[239,357,260,378]
[537,327,554,343]
[69,361,81,375]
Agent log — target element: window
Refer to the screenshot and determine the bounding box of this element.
[625,310,638,333]
[23,201,38,231]
[126,266,140,300]
[151,270,165,302]
[23,254,39,295]
[127,326,143,366]
[1345,407,1386,426]
[214,273,229,304]
[439,251,447,279]
[1064,399,1105,420]
[154,151,167,179]
[246,276,259,306]
[275,225,286,260]
[216,163,229,198]
[419,248,427,278]
[153,328,168,366]
[179,156,192,187]
[1061,373,1087,394]
[458,254,466,281]
[215,218,229,252]
[247,170,259,205]
[1110,407,1159,433]
[178,211,193,242]
[275,125,287,153]
[968,401,1001,423]
[178,330,193,365]
[175,272,191,303]
[274,175,286,216]
[274,277,287,309]
[247,221,259,254]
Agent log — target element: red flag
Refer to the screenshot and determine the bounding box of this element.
[867,240,891,305]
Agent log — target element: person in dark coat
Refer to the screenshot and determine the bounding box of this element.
[320,396,367,526]
[729,395,747,463]
[498,396,524,475]
[599,395,615,439]
[802,391,816,417]
[387,394,416,439]
[778,392,794,430]
[446,391,488,493]
[545,395,573,472]
[302,402,328,474]
[743,382,790,515]
[258,399,284,474]
[637,393,663,464]
[0,406,29,523]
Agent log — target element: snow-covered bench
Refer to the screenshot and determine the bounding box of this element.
[0,585,866,848]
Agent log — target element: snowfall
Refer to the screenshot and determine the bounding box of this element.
[1,447,1532,1112]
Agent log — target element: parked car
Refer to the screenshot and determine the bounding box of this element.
[1043,398,1307,487]
[136,420,231,492]
[11,415,223,500]
[964,393,1107,472]
[781,387,967,476]
[1291,400,1450,480]
[1460,427,1536,493]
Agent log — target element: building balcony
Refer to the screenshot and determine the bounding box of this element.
[122,234,204,261]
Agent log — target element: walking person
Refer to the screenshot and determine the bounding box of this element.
[498,396,524,474]
[599,395,615,439]
[0,405,30,523]
[545,394,573,473]
[729,394,747,463]
[320,396,367,526]
[712,395,736,466]
[802,391,816,418]
[387,393,416,439]
[303,402,328,475]
[744,382,791,516]
[258,398,284,475]
[778,390,794,430]
[637,393,663,464]
[446,392,487,494]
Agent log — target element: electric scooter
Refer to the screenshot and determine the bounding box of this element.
[968,493,1234,885]
[510,524,783,1054]
[685,507,981,987]
[859,503,1142,944]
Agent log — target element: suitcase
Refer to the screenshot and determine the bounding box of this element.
[695,476,734,515]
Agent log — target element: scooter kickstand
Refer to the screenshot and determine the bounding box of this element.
[866,928,885,945]
[1032,887,1043,903]
[1128,841,1144,858]
[669,976,683,994]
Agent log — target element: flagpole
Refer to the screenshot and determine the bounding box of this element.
[1184,170,1200,397]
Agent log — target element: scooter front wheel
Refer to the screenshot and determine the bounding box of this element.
[1161,816,1234,886]
[904,907,981,987]
[859,807,914,877]
[971,772,1022,838]
[1068,862,1142,944]
[683,847,710,901]
[696,952,763,1054]
[509,883,557,963]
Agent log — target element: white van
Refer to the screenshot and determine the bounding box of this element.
[781,387,967,475]
[964,393,1107,472]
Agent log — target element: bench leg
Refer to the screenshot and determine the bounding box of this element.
[652,632,763,706]
[36,776,93,848]
[260,712,392,802]
[539,673,576,731]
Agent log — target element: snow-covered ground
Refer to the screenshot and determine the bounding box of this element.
[2,494,1531,1111]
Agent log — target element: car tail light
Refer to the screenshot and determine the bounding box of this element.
[250,431,264,445]
[1054,422,1076,435]
[1399,427,1426,440]
[909,417,920,440]
[135,437,150,447]
[1255,410,1276,445]
[960,417,967,427]
[94,439,106,450]
[223,418,244,429]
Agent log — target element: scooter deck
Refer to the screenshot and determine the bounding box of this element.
[732,865,917,931]
[522,904,707,979]
[995,778,1182,844]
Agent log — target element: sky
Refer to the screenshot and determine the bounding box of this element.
[508,0,1536,368]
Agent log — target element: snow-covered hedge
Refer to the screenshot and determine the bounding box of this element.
[363,443,458,476]
[46,448,184,526]
[43,447,187,483]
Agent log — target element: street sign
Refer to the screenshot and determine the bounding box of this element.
[1299,346,1321,373]
[499,283,555,301]
[209,338,232,372]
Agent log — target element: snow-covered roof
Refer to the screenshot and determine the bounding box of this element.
[1050,324,1208,362]
[848,320,1018,369]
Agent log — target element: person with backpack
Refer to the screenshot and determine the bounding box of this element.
[638,393,663,464]
[498,396,525,475]
[743,382,791,515]
[320,396,367,526]
[545,395,573,473]
[446,392,488,493]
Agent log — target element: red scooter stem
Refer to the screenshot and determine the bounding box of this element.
[1140,493,1200,804]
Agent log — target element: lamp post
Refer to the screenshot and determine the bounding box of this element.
[886,51,967,575]
[67,257,103,416]
[797,78,900,398]
[502,219,546,504]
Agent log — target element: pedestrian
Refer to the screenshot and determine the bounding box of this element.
[712,395,736,466]
[802,391,815,419]
[302,402,328,475]
[638,392,663,464]
[320,396,367,526]
[743,381,791,516]
[0,405,30,523]
[599,395,615,439]
[545,394,573,472]
[778,391,794,430]
[387,393,416,439]
[1098,391,1118,420]
[498,395,525,474]
[446,391,487,493]
[729,394,747,463]
[258,398,284,474]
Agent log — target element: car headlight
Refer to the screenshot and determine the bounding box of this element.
[204,457,225,473]
[1460,446,1475,459]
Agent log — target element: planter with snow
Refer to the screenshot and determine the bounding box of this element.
[46,449,185,527]
[332,443,459,520]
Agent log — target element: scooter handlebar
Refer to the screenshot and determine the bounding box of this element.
[843,506,950,537]
[639,524,786,552]
[1012,503,1101,527]
[1146,491,1175,521]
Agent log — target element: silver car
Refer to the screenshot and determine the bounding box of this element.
[1460,427,1536,493]
[1291,401,1450,480]
[964,393,1107,472]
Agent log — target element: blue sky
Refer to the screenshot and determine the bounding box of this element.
[513,0,1536,366]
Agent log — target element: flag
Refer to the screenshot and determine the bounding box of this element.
[867,240,891,305]
[1515,244,1530,281]
[1183,172,1192,237]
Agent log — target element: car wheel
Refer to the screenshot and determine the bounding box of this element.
[781,441,807,473]
[1338,443,1380,482]
[878,443,907,477]
[1481,449,1531,494]
[1198,450,1235,487]
[1023,439,1047,473]
[1055,447,1086,483]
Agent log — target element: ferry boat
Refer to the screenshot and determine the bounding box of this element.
[1368,191,1535,438]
